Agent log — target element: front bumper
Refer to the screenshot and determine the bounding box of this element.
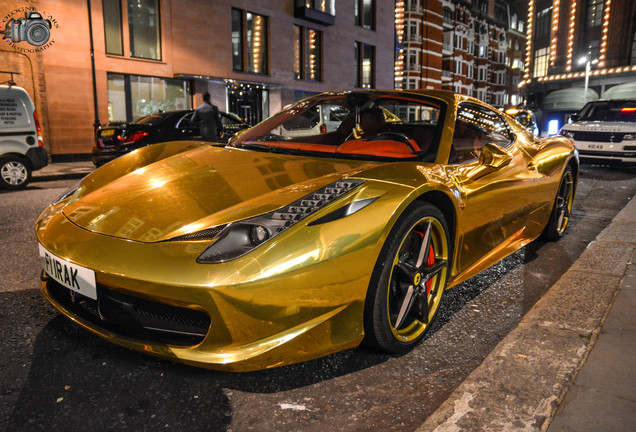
[35,197,390,371]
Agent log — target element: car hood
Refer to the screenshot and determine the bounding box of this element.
[562,121,636,132]
[62,145,385,242]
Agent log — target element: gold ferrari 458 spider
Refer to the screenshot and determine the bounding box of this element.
[36,90,577,371]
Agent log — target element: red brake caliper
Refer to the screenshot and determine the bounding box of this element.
[425,243,435,296]
[414,231,436,296]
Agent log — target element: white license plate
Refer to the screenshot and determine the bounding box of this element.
[39,244,97,300]
[587,143,605,150]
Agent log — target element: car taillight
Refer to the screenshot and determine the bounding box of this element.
[33,111,44,147]
[123,131,149,145]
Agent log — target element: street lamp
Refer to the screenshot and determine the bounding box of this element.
[578,57,599,104]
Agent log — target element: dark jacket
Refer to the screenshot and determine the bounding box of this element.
[193,101,223,140]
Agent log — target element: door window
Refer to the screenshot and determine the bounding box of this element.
[451,102,513,163]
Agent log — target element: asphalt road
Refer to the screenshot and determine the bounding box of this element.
[1,165,635,432]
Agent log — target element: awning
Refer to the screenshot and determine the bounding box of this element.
[603,82,636,99]
[542,87,599,110]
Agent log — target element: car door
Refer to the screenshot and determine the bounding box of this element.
[174,112,202,140]
[447,102,546,282]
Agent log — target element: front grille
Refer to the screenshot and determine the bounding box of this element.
[578,150,636,158]
[572,131,625,142]
[46,279,210,346]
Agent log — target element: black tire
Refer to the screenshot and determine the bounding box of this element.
[541,166,575,241]
[0,157,32,190]
[364,202,450,353]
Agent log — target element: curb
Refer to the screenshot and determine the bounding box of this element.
[416,196,636,432]
[32,172,91,182]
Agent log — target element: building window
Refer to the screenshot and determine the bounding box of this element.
[232,9,243,71]
[294,0,335,25]
[631,29,636,65]
[478,66,487,82]
[407,78,418,90]
[294,26,322,81]
[533,47,550,77]
[103,0,123,55]
[128,0,161,60]
[355,42,375,88]
[407,49,418,69]
[443,7,452,25]
[454,58,462,75]
[303,0,335,15]
[535,7,552,39]
[107,73,191,123]
[102,0,161,59]
[232,9,268,74]
[355,0,375,30]
[586,0,605,28]
[585,39,600,60]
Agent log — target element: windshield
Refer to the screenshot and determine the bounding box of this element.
[231,92,445,161]
[579,100,636,122]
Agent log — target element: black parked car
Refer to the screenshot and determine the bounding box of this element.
[92,110,250,167]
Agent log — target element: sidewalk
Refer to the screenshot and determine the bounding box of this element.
[418,196,636,432]
[32,161,94,182]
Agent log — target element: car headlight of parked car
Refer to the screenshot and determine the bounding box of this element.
[560,129,575,139]
[197,179,367,263]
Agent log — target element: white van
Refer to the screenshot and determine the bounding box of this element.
[0,84,48,189]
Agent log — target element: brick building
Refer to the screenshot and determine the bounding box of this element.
[0,0,394,157]
[522,0,636,134]
[395,0,527,108]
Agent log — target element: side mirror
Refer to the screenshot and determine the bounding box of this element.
[227,128,249,145]
[465,143,513,181]
[479,142,513,169]
[570,114,579,122]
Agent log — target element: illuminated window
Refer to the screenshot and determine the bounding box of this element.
[294,26,322,81]
[355,0,375,30]
[128,0,161,60]
[304,0,335,15]
[355,42,375,88]
[107,73,191,123]
[103,0,161,60]
[586,0,605,28]
[533,47,550,77]
[232,9,269,74]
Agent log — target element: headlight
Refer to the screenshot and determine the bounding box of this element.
[623,134,634,141]
[560,129,575,139]
[197,179,365,263]
[52,176,88,205]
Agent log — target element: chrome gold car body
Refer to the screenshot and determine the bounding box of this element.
[36,90,578,371]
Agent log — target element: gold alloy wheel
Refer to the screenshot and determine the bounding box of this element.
[387,216,448,342]
[556,169,574,235]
